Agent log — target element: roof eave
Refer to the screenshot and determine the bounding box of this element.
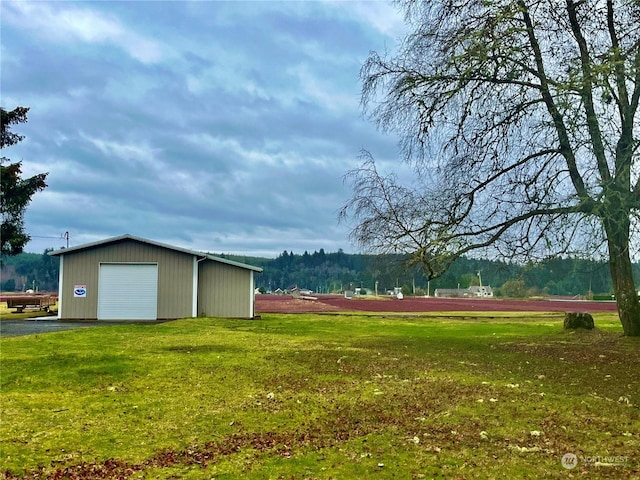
[48,234,263,272]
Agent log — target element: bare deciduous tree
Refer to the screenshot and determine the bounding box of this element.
[341,0,640,335]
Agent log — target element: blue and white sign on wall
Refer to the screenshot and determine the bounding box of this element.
[74,285,87,298]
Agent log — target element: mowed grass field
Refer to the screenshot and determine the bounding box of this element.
[1,312,638,479]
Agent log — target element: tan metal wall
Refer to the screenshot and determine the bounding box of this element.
[198,260,254,318]
[60,240,194,319]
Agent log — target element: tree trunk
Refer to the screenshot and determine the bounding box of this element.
[605,217,640,336]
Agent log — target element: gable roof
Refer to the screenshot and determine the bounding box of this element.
[469,285,493,292]
[48,234,263,272]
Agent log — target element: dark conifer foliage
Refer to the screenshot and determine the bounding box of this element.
[1,106,48,257]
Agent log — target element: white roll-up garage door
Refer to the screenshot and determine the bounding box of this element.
[98,263,158,320]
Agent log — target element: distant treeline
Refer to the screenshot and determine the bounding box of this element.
[219,249,628,298]
[2,248,635,298]
[1,249,59,292]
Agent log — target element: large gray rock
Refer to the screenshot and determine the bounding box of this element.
[564,312,595,330]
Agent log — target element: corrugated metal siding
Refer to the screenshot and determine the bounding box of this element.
[61,250,100,319]
[198,260,253,318]
[60,240,193,319]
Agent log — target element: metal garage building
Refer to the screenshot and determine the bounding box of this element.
[49,234,262,320]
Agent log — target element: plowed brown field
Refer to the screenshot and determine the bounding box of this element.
[255,294,618,314]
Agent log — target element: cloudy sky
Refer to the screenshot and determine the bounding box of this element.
[1,0,406,257]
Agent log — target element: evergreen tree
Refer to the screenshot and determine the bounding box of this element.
[1,106,48,257]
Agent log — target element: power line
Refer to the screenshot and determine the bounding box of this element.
[29,232,70,248]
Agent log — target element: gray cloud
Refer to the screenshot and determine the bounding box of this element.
[2,0,407,256]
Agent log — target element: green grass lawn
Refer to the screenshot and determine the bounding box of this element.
[1,312,638,479]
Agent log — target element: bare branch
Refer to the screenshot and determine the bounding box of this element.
[346,0,640,333]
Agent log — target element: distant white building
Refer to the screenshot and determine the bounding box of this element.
[435,286,493,298]
[469,286,494,297]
